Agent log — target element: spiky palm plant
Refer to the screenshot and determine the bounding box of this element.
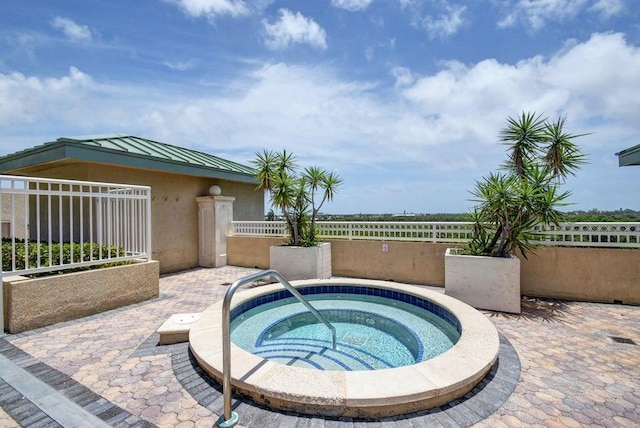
[252,150,342,247]
[304,165,343,244]
[468,112,587,258]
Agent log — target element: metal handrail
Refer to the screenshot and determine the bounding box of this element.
[218,269,337,428]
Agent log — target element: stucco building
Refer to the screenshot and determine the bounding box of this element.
[0,135,263,274]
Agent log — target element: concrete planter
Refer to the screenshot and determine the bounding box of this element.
[444,248,521,313]
[3,260,159,333]
[270,242,332,281]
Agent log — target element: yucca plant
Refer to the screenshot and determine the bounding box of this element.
[253,149,342,247]
[467,112,587,258]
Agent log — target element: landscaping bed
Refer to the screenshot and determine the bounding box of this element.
[3,259,159,333]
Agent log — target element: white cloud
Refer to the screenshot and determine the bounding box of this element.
[4,33,638,166]
[543,32,640,122]
[420,4,467,38]
[0,67,92,126]
[5,32,46,60]
[331,0,374,12]
[142,63,383,161]
[365,38,395,61]
[0,66,165,142]
[404,1,466,38]
[398,0,421,9]
[263,9,328,50]
[4,33,638,158]
[391,66,415,87]
[51,17,92,41]
[2,33,639,212]
[164,59,197,71]
[166,0,250,19]
[498,0,589,30]
[401,32,640,148]
[365,46,375,61]
[589,0,625,18]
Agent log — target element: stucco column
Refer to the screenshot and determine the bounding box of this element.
[197,194,235,268]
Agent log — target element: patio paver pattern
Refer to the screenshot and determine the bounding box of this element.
[1,266,639,427]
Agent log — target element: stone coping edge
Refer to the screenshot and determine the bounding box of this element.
[189,278,500,418]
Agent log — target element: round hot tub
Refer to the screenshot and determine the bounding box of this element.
[189,278,499,418]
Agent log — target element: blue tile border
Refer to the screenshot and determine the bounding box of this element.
[231,284,462,334]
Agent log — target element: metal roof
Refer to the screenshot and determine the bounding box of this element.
[615,144,640,167]
[0,134,257,183]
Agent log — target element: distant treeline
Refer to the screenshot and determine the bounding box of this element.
[560,209,640,222]
[319,209,640,222]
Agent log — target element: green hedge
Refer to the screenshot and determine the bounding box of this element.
[2,239,130,277]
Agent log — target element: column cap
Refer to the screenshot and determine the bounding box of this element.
[196,196,236,203]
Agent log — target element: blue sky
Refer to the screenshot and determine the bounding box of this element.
[1,0,639,214]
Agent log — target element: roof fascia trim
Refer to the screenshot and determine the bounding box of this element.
[63,144,257,183]
[0,141,257,183]
[615,144,640,167]
[0,142,67,172]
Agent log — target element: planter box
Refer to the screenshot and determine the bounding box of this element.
[270,242,332,281]
[3,260,159,333]
[445,248,521,313]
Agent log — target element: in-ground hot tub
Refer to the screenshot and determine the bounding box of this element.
[189,278,499,418]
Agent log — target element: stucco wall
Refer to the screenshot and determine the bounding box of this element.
[228,236,282,268]
[227,236,640,305]
[9,162,263,274]
[227,237,450,285]
[331,240,450,285]
[520,247,639,304]
[3,260,159,333]
[1,193,27,239]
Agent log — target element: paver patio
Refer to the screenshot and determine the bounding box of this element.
[1,265,639,427]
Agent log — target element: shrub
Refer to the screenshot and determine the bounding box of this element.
[2,239,130,277]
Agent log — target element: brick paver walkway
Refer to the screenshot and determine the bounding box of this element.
[1,266,639,427]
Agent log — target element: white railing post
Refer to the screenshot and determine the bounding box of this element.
[146,188,152,261]
[0,183,3,335]
[0,183,4,337]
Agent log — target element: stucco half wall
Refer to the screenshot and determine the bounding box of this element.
[3,260,159,333]
[227,236,640,305]
[520,247,639,304]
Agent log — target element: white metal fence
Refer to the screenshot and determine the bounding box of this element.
[1,175,152,277]
[232,220,640,248]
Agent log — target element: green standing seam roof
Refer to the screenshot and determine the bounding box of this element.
[0,134,258,184]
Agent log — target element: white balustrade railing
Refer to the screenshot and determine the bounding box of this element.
[1,175,152,277]
[232,220,288,237]
[316,221,474,243]
[232,220,640,248]
[531,222,640,248]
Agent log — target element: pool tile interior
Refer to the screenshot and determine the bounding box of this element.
[231,284,462,334]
